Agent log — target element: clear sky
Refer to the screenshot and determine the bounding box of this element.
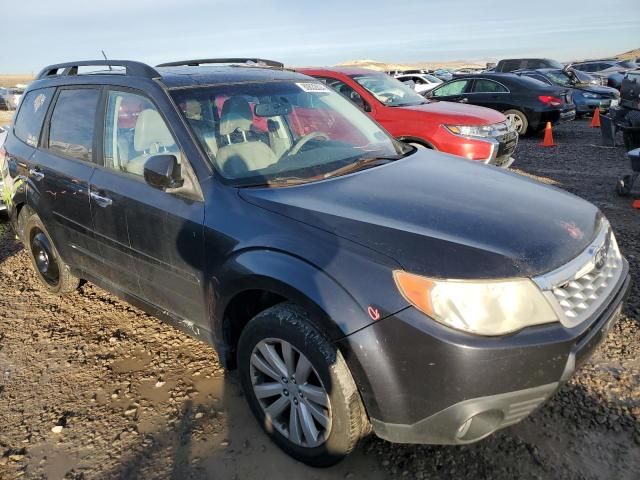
[2,0,639,73]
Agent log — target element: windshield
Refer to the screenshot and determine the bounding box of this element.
[171,81,408,186]
[351,73,426,106]
[545,70,572,86]
[618,60,637,69]
[422,74,442,83]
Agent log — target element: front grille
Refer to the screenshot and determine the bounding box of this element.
[552,240,622,321]
[535,224,624,328]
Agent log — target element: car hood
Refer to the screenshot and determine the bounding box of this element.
[239,150,602,279]
[573,84,618,96]
[398,100,506,125]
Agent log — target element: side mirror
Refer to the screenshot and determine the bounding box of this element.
[144,154,184,190]
[425,90,434,99]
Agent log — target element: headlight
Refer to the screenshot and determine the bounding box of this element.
[393,271,558,335]
[582,92,601,99]
[445,122,510,138]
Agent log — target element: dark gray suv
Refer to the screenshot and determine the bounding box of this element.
[1,59,630,467]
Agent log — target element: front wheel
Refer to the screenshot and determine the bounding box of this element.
[237,303,368,467]
[504,109,529,135]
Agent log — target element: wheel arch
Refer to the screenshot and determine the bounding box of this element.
[215,249,366,369]
[396,136,436,149]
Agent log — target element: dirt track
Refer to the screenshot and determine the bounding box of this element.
[0,119,639,479]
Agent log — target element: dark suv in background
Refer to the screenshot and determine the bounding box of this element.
[514,68,620,116]
[493,58,565,73]
[1,59,630,467]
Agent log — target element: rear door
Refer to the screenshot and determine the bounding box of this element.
[29,87,101,272]
[468,78,510,111]
[3,87,55,219]
[90,87,207,325]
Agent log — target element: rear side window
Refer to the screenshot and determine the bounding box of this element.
[472,80,508,93]
[14,88,54,147]
[48,89,100,162]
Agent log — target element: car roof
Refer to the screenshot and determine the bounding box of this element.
[156,65,310,88]
[29,61,314,91]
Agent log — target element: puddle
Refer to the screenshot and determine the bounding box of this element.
[110,350,153,373]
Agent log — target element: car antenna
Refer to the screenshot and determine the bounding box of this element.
[101,50,112,71]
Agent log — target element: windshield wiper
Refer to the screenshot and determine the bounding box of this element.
[322,156,397,180]
[242,155,401,188]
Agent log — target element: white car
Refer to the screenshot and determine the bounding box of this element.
[395,73,442,94]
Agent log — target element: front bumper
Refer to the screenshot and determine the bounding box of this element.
[576,98,618,114]
[338,263,630,445]
[436,125,518,169]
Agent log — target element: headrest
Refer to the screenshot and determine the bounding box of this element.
[134,109,175,152]
[184,100,202,120]
[219,97,253,135]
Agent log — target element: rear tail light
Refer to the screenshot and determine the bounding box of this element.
[538,95,563,107]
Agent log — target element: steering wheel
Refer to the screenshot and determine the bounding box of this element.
[288,131,330,156]
[381,92,403,104]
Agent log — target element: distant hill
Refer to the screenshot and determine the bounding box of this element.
[336,48,640,72]
[616,48,640,60]
[335,59,486,72]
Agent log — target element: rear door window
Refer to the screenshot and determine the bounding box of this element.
[13,88,55,147]
[472,79,508,93]
[48,89,100,162]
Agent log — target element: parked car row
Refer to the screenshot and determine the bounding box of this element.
[300,67,518,167]
[0,87,24,110]
[425,72,576,134]
[0,57,631,469]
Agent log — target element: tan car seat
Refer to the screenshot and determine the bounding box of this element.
[126,109,176,176]
[215,97,277,176]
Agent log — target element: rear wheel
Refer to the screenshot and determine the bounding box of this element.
[23,212,79,294]
[504,109,529,135]
[237,303,367,467]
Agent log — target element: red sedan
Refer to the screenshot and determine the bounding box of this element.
[297,67,518,168]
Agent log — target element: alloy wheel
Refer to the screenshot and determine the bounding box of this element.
[250,338,332,448]
[506,113,525,133]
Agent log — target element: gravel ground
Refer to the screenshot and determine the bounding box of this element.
[0,118,639,479]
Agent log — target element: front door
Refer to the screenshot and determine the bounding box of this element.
[90,88,206,325]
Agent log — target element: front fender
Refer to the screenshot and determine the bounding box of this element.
[213,248,387,345]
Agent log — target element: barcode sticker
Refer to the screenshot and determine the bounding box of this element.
[296,82,330,93]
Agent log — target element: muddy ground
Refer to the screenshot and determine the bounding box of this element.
[0,119,639,479]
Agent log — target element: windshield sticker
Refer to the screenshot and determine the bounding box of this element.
[296,82,331,93]
[34,93,46,113]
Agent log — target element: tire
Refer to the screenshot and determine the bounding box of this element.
[616,177,632,197]
[504,109,529,135]
[237,303,367,467]
[23,210,79,294]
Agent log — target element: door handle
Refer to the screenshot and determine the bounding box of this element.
[459,97,469,103]
[90,191,113,208]
[29,168,45,181]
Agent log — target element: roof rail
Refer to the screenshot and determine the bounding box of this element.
[156,58,284,69]
[36,60,161,80]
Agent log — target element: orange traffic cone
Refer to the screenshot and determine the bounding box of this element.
[633,200,640,209]
[591,107,601,128]
[541,122,555,147]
